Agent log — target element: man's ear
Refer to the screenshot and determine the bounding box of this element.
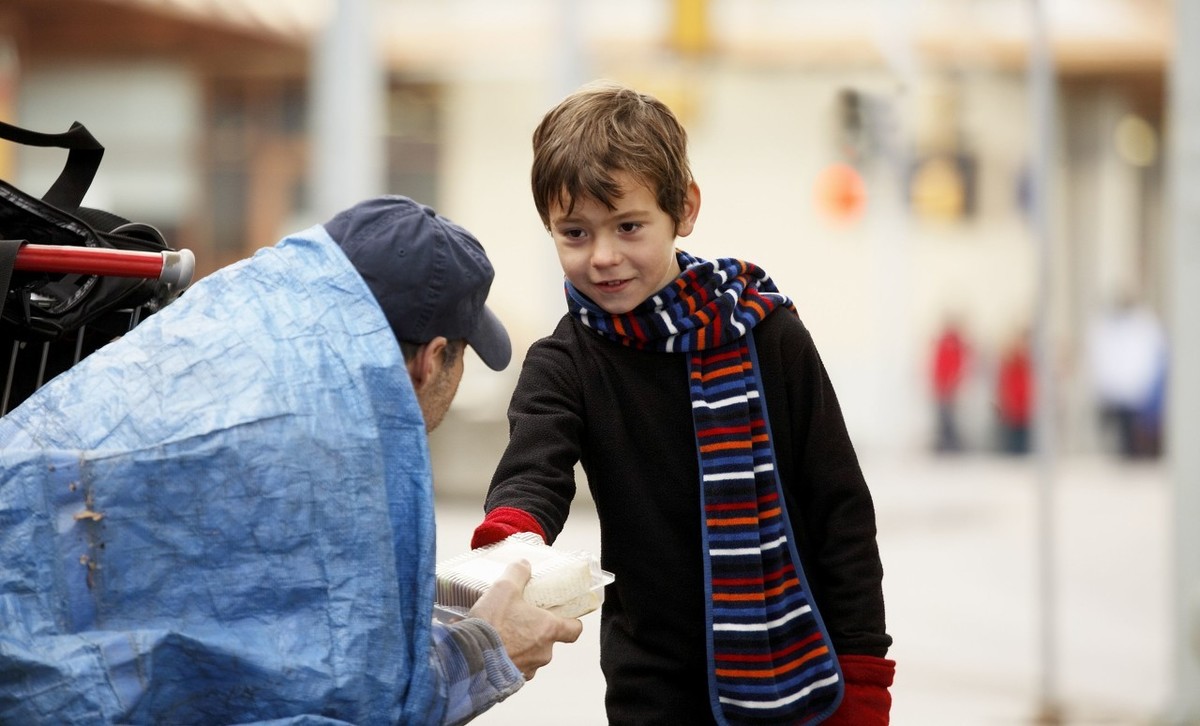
[676,181,702,237]
[407,336,449,390]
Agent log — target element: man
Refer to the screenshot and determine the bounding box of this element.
[0,196,581,725]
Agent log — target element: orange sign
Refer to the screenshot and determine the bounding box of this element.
[814,162,866,225]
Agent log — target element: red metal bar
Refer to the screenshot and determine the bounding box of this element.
[13,244,163,279]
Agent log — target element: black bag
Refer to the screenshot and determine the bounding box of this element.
[0,119,190,414]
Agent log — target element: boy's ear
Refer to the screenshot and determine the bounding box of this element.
[407,336,449,390]
[676,181,702,237]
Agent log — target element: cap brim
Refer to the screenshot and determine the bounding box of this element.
[468,305,512,371]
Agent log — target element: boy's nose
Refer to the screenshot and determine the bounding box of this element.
[591,236,621,267]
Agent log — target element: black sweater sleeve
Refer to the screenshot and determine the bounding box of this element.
[483,316,582,542]
[758,311,892,656]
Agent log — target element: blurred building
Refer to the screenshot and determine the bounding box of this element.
[0,0,1170,466]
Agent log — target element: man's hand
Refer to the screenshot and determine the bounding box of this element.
[467,559,584,680]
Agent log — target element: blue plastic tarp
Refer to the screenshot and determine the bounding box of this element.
[0,227,440,724]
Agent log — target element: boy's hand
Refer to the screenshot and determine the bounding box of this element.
[821,654,895,725]
[468,559,583,680]
[471,507,546,549]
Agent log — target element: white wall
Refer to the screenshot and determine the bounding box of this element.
[17,61,201,225]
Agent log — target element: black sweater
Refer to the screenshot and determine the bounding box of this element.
[484,309,891,725]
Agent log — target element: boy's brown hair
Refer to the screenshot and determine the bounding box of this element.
[531,81,694,229]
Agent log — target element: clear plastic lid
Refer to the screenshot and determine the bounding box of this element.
[434,532,614,622]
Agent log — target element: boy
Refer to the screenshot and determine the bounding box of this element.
[471,82,894,724]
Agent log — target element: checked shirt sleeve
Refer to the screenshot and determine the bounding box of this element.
[429,617,525,725]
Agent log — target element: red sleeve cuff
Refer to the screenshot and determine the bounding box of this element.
[470,506,546,549]
[822,654,895,726]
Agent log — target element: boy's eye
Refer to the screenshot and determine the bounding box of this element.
[563,228,586,239]
[617,222,642,234]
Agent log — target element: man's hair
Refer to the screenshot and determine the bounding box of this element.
[399,338,465,368]
[531,81,693,228]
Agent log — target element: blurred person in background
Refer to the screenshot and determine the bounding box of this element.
[995,328,1033,455]
[0,196,581,725]
[1087,294,1168,459]
[469,81,894,725]
[930,314,971,453]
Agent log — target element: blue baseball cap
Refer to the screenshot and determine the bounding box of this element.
[324,195,512,371]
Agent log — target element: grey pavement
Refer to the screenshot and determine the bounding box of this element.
[433,453,1174,726]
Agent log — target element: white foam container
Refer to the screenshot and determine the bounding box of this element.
[434,532,614,622]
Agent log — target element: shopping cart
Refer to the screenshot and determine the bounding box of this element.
[1,242,193,415]
[0,119,194,416]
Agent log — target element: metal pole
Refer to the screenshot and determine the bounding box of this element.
[1167,0,1200,722]
[873,0,919,455]
[1027,1,1062,723]
[556,0,586,100]
[310,0,385,220]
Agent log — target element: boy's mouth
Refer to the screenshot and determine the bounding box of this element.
[596,278,631,290]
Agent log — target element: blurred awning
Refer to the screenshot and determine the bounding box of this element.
[2,0,319,65]
[913,0,1169,74]
[585,0,1171,76]
[94,0,327,43]
[369,0,1172,77]
[1,0,1172,76]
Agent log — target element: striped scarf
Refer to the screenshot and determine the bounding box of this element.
[565,251,843,724]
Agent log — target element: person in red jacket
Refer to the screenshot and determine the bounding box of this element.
[931,318,971,453]
[996,330,1033,455]
[470,81,894,725]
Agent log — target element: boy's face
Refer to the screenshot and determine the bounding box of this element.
[548,171,699,315]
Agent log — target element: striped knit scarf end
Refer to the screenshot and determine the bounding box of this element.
[694,342,841,724]
[567,252,843,724]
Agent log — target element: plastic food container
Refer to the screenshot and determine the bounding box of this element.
[434,532,614,622]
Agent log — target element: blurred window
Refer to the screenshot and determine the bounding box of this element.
[203,76,309,261]
[386,81,442,209]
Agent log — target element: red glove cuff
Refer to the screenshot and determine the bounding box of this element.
[822,654,896,726]
[470,506,546,549]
